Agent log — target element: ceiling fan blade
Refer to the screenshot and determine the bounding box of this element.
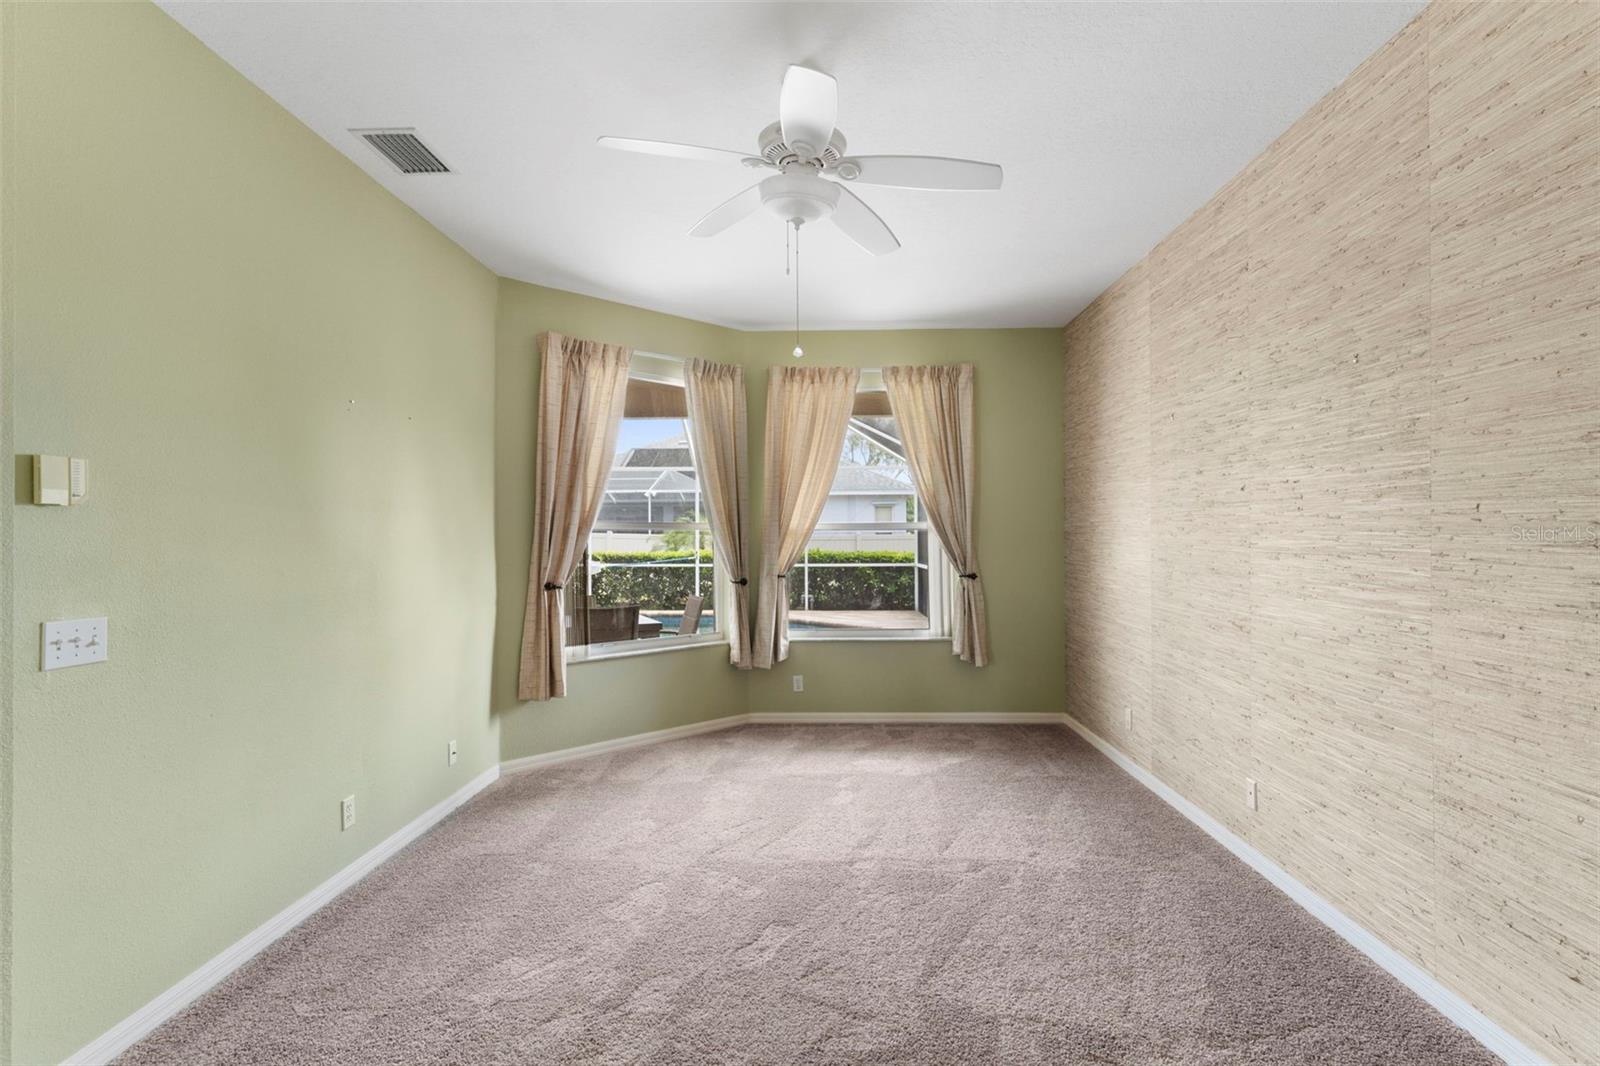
[838,155,1003,191]
[597,136,755,165]
[779,65,838,159]
[688,182,766,238]
[830,187,900,256]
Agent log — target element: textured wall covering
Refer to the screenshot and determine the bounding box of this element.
[1062,3,1598,1061]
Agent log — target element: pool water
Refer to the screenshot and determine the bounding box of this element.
[641,612,717,635]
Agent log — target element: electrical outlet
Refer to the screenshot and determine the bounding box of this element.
[341,795,356,831]
[792,674,804,693]
[447,739,458,766]
[1245,778,1258,811]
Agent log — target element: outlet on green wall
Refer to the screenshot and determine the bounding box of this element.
[737,330,1065,718]
[5,4,498,1062]
[5,4,1066,1062]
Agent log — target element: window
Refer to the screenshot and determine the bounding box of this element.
[787,395,947,640]
[566,355,724,660]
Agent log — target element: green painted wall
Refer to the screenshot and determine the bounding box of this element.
[1,3,16,1055]
[493,280,749,760]
[494,283,1065,758]
[3,4,1067,1058]
[3,4,499,1062]
[737,330,1065,717]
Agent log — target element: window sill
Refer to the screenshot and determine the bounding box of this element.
[787,632,950,644]
[566,632,726,665]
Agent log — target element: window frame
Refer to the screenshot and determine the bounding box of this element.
[566,355,732,664]
[787,393,951,644]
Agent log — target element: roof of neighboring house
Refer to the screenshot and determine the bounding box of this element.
[830,465,915,495]
[623,448,692,468]
[618,432,691,469]
[612,430,913,498]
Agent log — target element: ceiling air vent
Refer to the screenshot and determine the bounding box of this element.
[352,129,450,174]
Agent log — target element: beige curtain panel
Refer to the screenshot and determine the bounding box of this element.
[752,365,861,669]
[884,363,990,667]
[684,358,754,669]
[517,332,633,701]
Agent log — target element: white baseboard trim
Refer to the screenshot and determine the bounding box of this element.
[498,711,1063,776]
[1058,714,1545,1066]
[72,715,1534,1066]
[748,711,1064,725]
[498,714,751,775]
[63,764,501,1066]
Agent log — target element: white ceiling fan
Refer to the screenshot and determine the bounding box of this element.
[597,65,1003,256]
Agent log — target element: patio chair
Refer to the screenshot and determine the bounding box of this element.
[678,595,704,636]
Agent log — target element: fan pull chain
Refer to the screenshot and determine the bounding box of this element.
[793,220,806,361]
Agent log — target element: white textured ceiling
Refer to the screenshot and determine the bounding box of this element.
[159,1,1423,330]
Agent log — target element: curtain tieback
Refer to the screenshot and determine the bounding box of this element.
[959,572,979,580]
[543,582,564,591]
[775,573,788,581]
[733,578,749,586]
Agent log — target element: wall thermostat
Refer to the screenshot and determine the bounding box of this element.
[30,455,87,506]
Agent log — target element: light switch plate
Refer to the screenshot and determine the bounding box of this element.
[41,617,109,670]
[32,454,70,506]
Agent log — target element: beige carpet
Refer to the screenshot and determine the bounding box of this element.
[121,724,1497,1065]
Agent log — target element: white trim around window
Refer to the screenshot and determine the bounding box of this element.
[565,352,734,665]
[566,628,730,664]
[786,520,951,644]
[564,519,733,663]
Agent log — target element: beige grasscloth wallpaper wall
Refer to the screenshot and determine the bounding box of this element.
[1062,3,1598,1061]
[5,0,1591,1060]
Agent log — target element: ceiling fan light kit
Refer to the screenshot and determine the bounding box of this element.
[598,64,1003,354]
[760,170,841,226]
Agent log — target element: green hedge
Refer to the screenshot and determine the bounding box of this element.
[788,550,916,611]
[584,549,918,612]
[593,550,713,564]
[589,551,713,610]
[798,550,914,565]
